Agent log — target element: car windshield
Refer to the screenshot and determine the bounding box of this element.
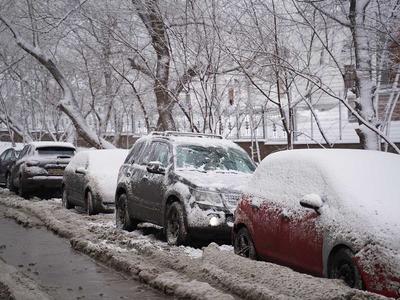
[37,147,75,157]
[176,145,255,173]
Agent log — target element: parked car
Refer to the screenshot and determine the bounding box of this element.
[233,149,400,298]
[8,142,76,198]
[115,131,256,245]
[0,147,20,186]
[62,149,129,215]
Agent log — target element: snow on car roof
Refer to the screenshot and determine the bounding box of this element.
[30,141,76,149]
[168,136,245,151]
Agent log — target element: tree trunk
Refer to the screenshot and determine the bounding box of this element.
[0,16,115,149]
[134,0,176,131]
[350,0,379,150]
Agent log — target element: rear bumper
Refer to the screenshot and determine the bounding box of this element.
[24,176,63,192]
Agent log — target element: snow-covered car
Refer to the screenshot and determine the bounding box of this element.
[9,142,76,198]
[115,131,256,245]
[62,149,129,215]
[233,149,400,298]
[0,147,20,186]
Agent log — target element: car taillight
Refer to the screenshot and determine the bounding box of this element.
[26,160,39,167]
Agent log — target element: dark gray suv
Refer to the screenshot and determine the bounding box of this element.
[115,132,256,245]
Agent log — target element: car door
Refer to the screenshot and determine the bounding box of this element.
[272,165,325,276]
[250,197,288,265]
[69,153,88,206]
[0,150,10,183]
[11,145,30,187]
[284,208,324,276]
[125,140,152,221]
[141,141,171,224]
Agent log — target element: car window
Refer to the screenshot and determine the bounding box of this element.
[4,150,13,160]
[147,142,170,167]
[252,160,326,208]
[125,140,145,164]
[69,152,88,169]
[0,150,7,161]
[36,147,75,157]
[18,146,29,159]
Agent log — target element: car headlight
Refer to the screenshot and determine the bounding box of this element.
[192,189,224,208]
[221,193,241,209]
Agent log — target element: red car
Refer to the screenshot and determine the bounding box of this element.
[233,149,400,298]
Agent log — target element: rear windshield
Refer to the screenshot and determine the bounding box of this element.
[37,147,75,157]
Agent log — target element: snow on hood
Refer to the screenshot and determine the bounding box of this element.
[87,149,129,202]
[249,149,400,250]
[175,169,251,193]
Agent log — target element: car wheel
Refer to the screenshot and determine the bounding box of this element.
[18,177,29,199]
[115,193,138,231]
[86,190,97,215]
[165,202,189,246]
[328,248,363,289]
[6,173,15,192]
[62,187,73,209]
[234,227,257,259]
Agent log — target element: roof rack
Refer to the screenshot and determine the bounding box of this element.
[149,131,223,139]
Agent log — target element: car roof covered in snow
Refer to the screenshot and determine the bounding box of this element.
[29,141,76,149]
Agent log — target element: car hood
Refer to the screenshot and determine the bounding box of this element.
[175,169,252,193]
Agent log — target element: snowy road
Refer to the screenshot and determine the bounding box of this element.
[0,188,387,300]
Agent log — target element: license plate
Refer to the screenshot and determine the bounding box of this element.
[48,168,64,176]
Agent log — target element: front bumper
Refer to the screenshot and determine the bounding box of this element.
[186,203,234,240]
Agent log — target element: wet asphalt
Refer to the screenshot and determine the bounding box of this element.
[0,207,169,300]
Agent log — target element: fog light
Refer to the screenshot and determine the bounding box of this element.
[209,216,220,227]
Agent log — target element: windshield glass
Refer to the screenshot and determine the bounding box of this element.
[176,145,255,173]
[37,147,75,157]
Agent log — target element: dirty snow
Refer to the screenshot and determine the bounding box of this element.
[0,188,386,299]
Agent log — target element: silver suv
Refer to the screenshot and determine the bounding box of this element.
[115,132,256,245]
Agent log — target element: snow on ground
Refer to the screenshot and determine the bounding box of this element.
[0,188,387,300]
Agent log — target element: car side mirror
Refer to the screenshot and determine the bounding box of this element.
[146,161,165,175]
[75,167,87,175]
[300,194,323,213]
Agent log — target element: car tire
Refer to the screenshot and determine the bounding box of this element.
[165,202,189,246]
[328,248,363,289]
[18,177,29,199]
[6,173,15,192]
[86,190,97,215]
[115,193,138,231]
[234,227,257,260]
[62,187,73,209]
